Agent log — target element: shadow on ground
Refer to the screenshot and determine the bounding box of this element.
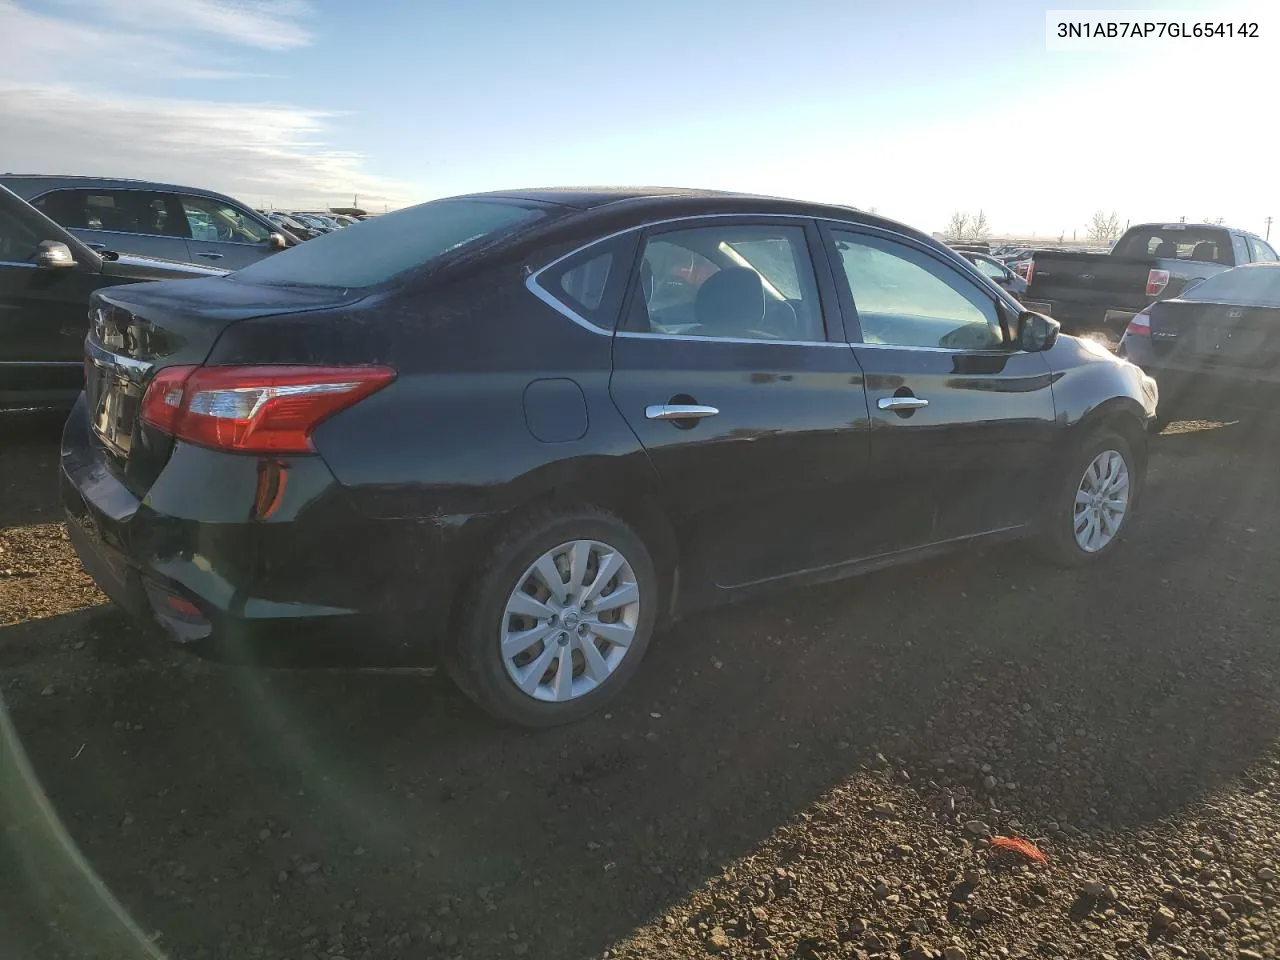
[4,415,1280,958]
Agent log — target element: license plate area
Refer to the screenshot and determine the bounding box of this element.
[88,358,144,457]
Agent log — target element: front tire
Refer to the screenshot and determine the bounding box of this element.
[1034,430,1139,567]
[449,506,658,727]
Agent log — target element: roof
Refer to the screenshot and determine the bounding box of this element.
[1132,221,1259,238]
[0,174,246,202]
[459,185,866,218]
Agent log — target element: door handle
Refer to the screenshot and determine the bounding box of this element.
[878,396,930,411]
[646,404,720,421]
[86,242,108,252]
[196,252,225,260]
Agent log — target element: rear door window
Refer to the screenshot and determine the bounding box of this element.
[34,189,185,237]
[624,223,826,342]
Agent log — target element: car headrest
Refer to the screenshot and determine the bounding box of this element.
[1154,240,1177,257]
[695,267,764,332]
[1191,241,1218,262]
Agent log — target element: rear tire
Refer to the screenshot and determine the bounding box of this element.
[449,506,658,727]
[1034,429,1139,567]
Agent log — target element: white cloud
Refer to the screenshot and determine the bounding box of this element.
[80,0,315,51]
[0,0,416,210]
[0,86,419,209]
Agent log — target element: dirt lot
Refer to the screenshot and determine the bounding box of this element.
[4,413,1280,960]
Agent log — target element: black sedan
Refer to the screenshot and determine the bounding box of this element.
[1119,263,1280,429]
[60,188,1158,726]
[0,184,225,413]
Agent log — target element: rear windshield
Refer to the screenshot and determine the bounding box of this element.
[1112,226,1231,264]
[1182,265,1280,307]
[232,199,545,287]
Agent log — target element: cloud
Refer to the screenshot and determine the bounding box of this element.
[0,86,419,209]
[83,0,315,51]
[0,1,416,210]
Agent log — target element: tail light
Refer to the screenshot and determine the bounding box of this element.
[1145,269,1170,298]
[1015,259,1034,284]
[140,365,396,454]
[1124,308,1152,338]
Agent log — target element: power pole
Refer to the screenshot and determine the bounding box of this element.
[1266,216,1273,241]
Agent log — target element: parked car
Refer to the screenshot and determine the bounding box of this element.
[0,175,298,270]
[1018,223,1277,335]
[1119,262,1280,429]
[289,212,340,234]
[958,250,1028,298]
[0,184,225,413]
[60,187,1157,726]
[262,210,323,240]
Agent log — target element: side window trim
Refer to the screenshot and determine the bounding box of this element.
[618,215,840,345]
[819,221,1014,352]
[527,231,638,332]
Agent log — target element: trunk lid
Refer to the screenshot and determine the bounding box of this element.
[84,277,364,495]
[1026,252,1157,307]
[1150,299,1280,368]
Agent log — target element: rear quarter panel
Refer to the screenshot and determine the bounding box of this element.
[218,264,663,528]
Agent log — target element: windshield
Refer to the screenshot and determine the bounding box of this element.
[1182,265,1280,307]
[232,199,545,287]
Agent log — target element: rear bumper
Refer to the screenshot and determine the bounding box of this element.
[59,395,461,667]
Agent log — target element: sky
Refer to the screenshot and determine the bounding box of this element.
[0,0,1275,237]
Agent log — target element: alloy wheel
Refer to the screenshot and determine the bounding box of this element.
[1073,449,1130,553]
[500,539,641,702]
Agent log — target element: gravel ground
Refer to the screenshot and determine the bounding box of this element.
[3,412,1280,960]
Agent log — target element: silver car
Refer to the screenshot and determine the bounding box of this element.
[0,175,296,270]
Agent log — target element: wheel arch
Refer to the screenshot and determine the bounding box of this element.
[448,456,682,632]
[1071,396,1150,477]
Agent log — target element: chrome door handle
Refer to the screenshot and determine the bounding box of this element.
[878,396,929,411]
[645,404,720,421]
[196,252,225,260]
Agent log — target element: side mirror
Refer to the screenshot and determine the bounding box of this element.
[35,240,77,269]
[1017,310,1060,352]
[267,232,288,250]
